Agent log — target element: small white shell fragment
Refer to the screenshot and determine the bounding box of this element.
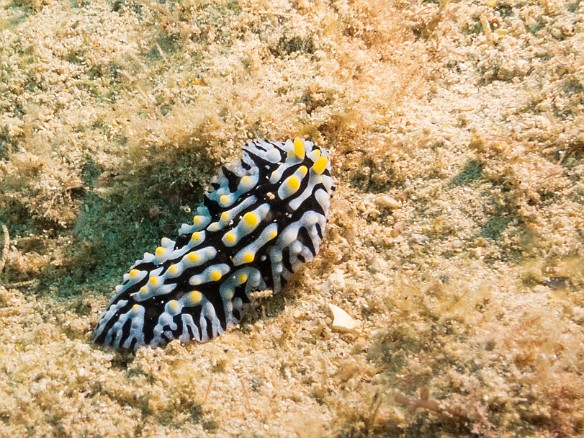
[328,304,359,333]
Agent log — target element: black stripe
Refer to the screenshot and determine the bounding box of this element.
[94,300,132,346]
[191,305,203,340]
[175,233,191,249]
[297,226,316,256]
[222,166,240,192]
[185,320,196,341]
[118,317,133,349]
[205,317,214,340]
[282,247,294,273]
[252,141,268,152]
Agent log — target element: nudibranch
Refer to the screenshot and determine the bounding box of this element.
[93,139,334,351]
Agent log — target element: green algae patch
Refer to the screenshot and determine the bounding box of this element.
[451,159,484,187]
[480,214,514,240]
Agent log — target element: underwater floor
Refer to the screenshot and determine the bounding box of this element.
[1,0,583,436]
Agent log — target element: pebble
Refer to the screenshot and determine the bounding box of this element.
[375,195,401,210]
[328,304,360,333]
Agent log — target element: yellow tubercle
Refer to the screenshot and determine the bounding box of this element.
[224,231,237,244]
[242,252,255,263]
[132,304,141,312]
[312,156,328,175]
[288,175,301,191]
[242,211,259,228]
[210,269,223,281]
[129,269,140,279]
[193,215,205,225]
[168,264,178,275]
[139,286,148,294]
[298,165,308,176]
[191,232,202,243]
[149,277,159,286]
[268,229,278,239]
[240,175,252,186]
[293,138,305,160]
[187,290,203,305]
[238,273,248,284]
[223,289,234,300]
[168,300,179,313]
[220,212,230,222]
[220,195,230,206]
[187,252,200,263]
[155,247,166,257]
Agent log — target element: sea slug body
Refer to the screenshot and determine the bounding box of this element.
[93,139,334,351]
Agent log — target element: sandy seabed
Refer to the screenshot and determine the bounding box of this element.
[1,0,583,436]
